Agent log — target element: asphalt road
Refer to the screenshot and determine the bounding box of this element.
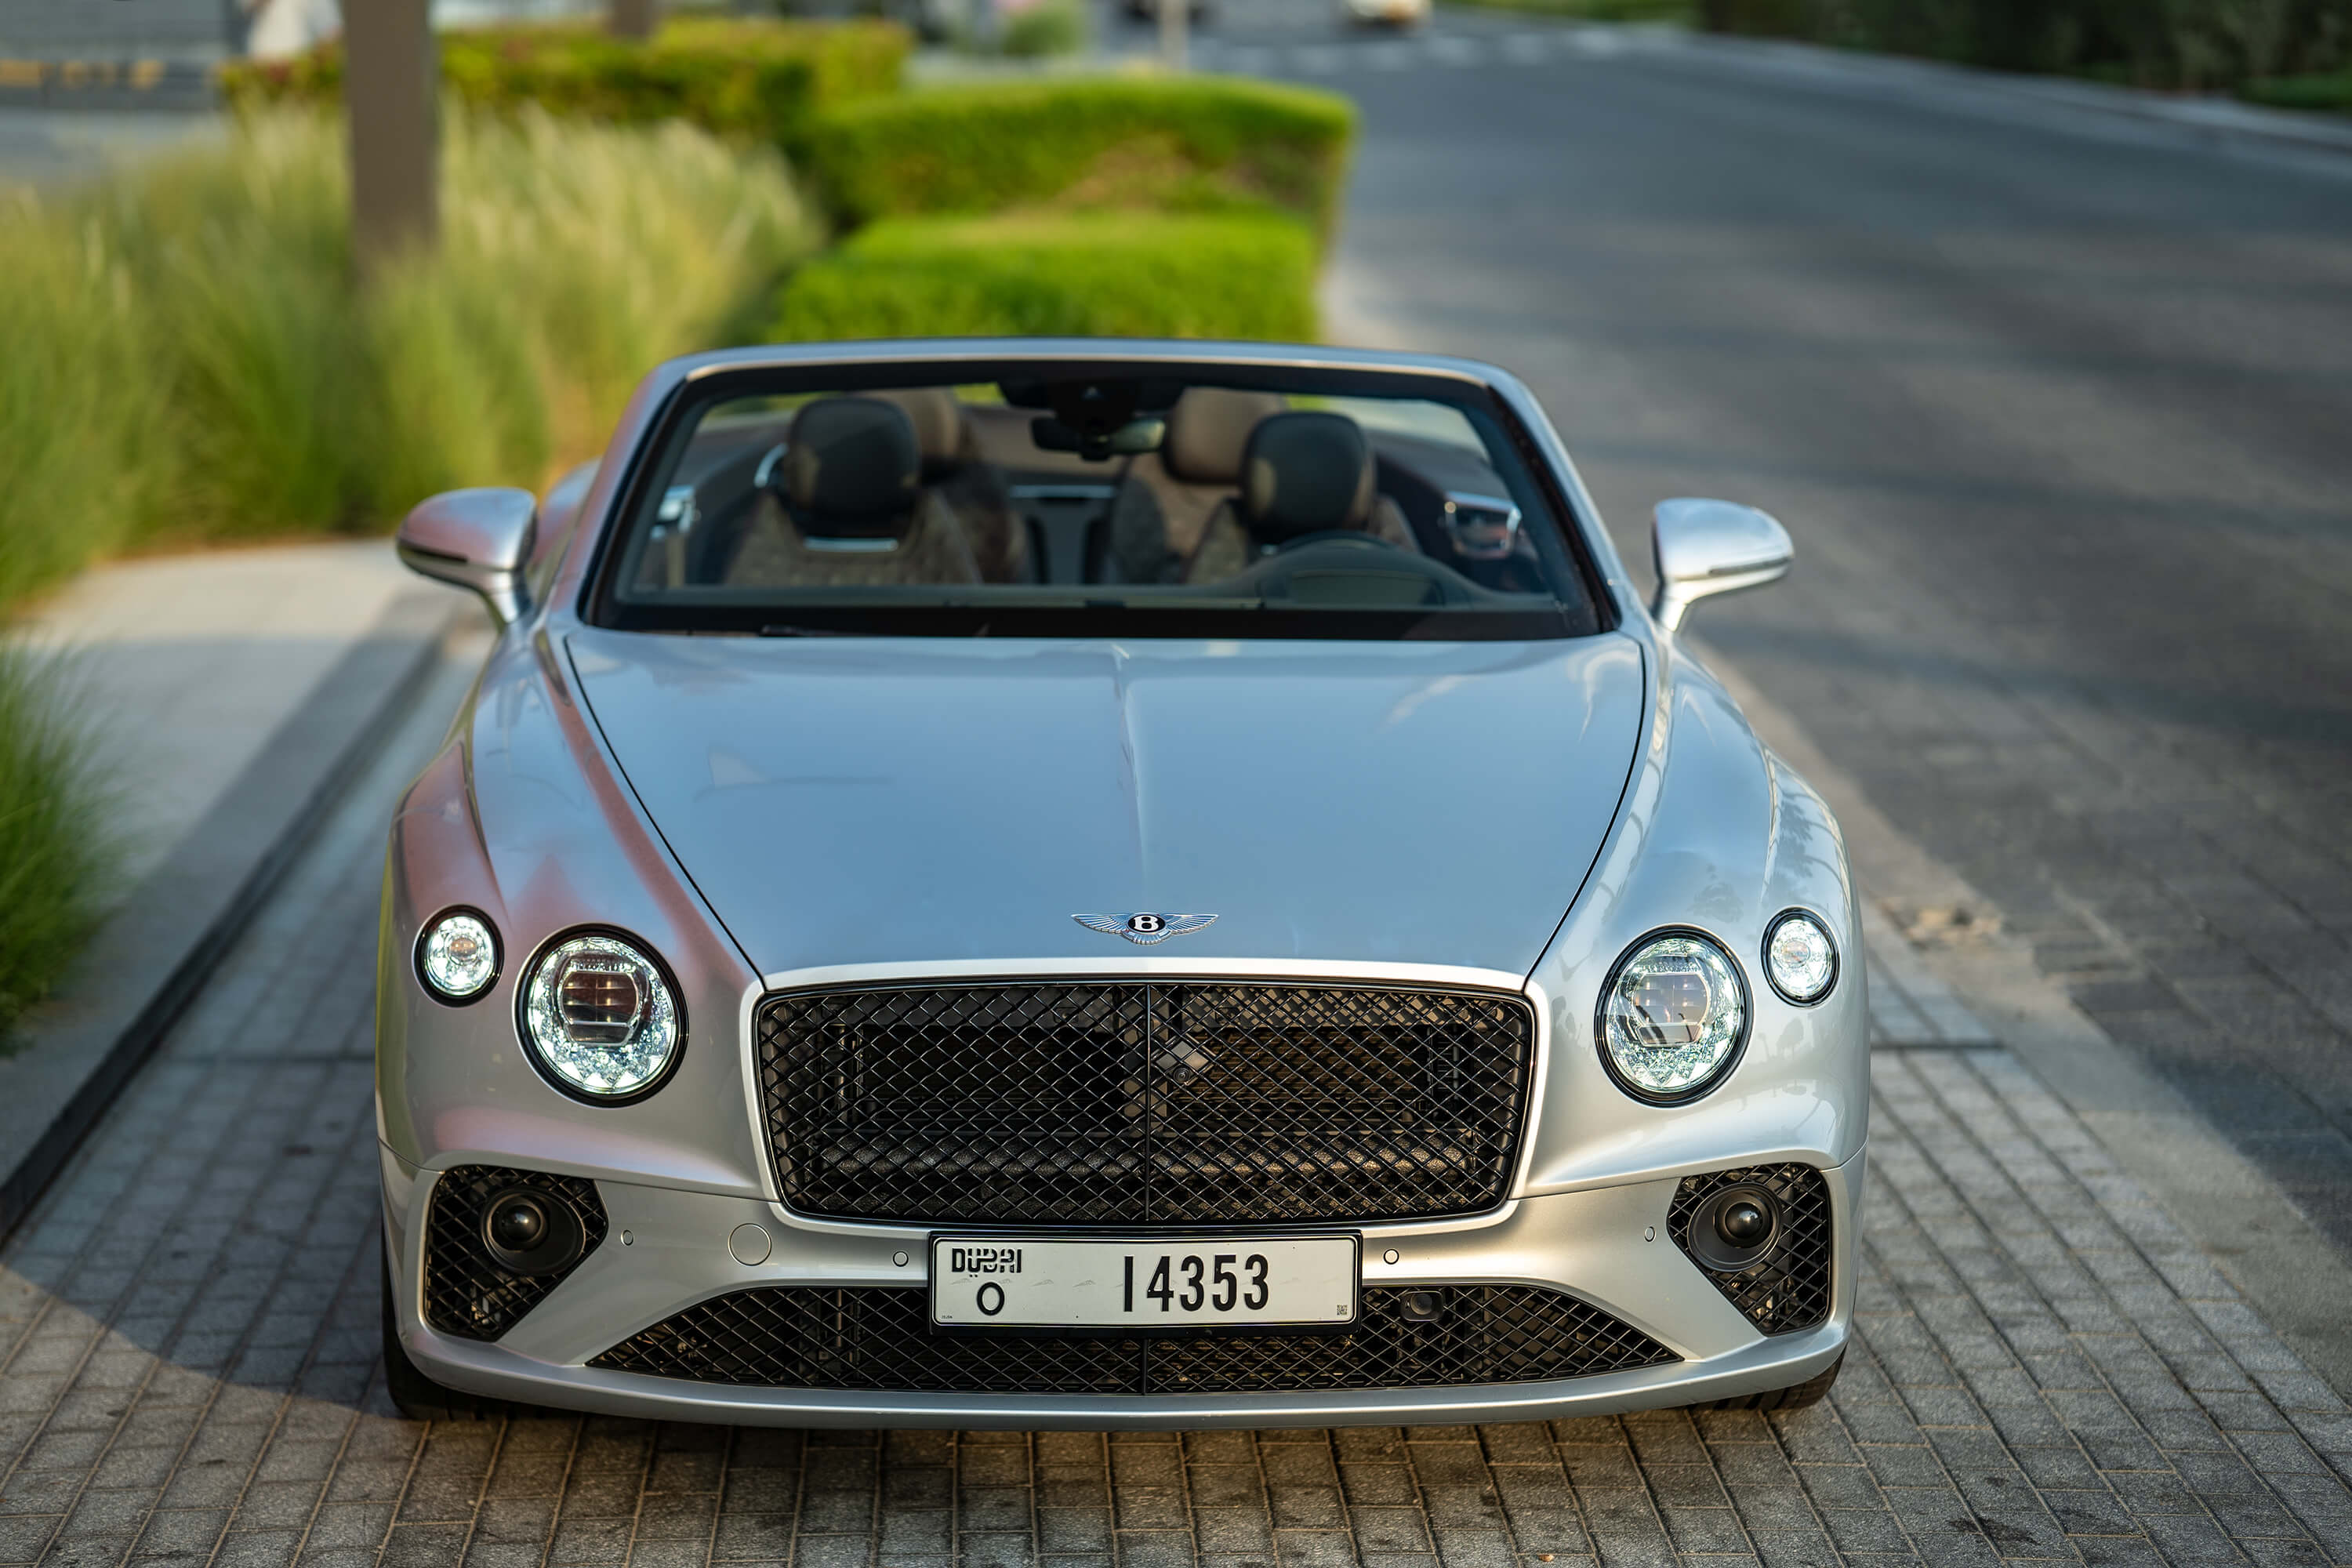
[1131,2,2352,1261]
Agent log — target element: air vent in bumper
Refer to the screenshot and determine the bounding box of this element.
[422,1165,607,1341]
[1667,1163,1833,1336]
[590,1284,1674,1393]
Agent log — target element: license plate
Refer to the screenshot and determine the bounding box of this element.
[929,1235,1359,1330]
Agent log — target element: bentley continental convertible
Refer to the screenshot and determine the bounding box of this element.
[378,340,1866,1427]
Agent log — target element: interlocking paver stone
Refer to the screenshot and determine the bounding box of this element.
[0,664,2349,1568]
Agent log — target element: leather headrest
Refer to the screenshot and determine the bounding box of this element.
[1161,388,1287,485]
[1239,412,1376,541]
[871,387,965,473]
[784,397,920,525]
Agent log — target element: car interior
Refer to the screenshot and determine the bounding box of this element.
[619,379,1563,612]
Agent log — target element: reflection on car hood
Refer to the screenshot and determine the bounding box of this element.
[564,629,1646,978]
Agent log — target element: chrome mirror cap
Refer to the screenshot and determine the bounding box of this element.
[1650,498,1792,632]
[396,487,539,626]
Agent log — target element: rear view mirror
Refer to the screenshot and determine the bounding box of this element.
[397,487,538,626]
[1649,498,1791,632]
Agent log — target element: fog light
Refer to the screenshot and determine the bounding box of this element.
[488,1196,547,1251]
[1687,1185,1780,1273]
[1717,1199,1770,1247]
[479,1185,585,1276]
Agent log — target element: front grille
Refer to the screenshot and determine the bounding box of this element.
[757,981,1534,1225]
[423,1165,607,1341]
[1667,1163,1833,1335]
[590,1285,1675,1393]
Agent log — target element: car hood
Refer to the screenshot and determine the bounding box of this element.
[564,629,1646,978]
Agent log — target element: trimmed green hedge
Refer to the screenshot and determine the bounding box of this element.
[802,76,1356,231]
[773,211,1319,342]
[219,17,909,149]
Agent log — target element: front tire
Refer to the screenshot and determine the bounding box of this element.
[1690,1351,1842,1412]
[381,1266,510,1422]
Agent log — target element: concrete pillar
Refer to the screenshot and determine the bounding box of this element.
[345,0,438,269]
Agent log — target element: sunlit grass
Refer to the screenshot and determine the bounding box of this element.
[0,648,119,1043]
[0,107,819,609]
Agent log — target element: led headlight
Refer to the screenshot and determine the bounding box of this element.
[1597,930,1749,1102]
[416,910,499,1002]
[1764,910,1838,1004]
[521,931,683,1101]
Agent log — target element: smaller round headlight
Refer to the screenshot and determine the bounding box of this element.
[1598,931,1749,1101]
[521,932,682,1101]
[417,911,499,1002]
[1764,910,1838,1005]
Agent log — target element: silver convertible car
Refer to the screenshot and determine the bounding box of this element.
[379,340,1866,1428]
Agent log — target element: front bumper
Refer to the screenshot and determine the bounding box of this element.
[383,1145,1862,1428]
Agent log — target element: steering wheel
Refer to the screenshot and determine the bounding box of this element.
[1273,529,1408,554]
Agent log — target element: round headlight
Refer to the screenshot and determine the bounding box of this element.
[1764,910,1838,1004]
[417,910,499,1003]
[1597,931,1749,1102]
[521,931,683,1101]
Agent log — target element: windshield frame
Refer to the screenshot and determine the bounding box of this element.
[577,354,1617,641]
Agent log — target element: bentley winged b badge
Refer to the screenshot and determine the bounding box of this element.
[1073,912,1218,946]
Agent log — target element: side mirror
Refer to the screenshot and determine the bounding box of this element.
[1649,498,1791,632]
[396,487,538,626]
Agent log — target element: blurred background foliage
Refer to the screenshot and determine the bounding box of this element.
[801,74,1356,229]
[217,16,910,153]
[0,107,815,611]
[777,210,1321,340]
[0,648,117,1042]
[0,648,117,1041]
[1700,0,2352,96]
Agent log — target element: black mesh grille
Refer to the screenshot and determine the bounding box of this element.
[423,1165,607,1341]
[590,1286,1675,1393]
[1667,1164,1833,1335]
[758,982,1534,1225]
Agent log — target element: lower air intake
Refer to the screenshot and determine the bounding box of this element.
[590,1285,1675,1393]
[422,1165,607,1341]
[1666,1163,1833,1335]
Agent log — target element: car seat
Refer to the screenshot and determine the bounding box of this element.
[1182,412,1418,585]
[872,387,1033,584]
[1100,387,1288,583]
[724,397,983,588]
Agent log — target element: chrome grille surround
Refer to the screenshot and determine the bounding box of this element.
[757,979,1537,1225]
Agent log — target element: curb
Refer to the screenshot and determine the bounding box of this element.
[0,586,463,1241]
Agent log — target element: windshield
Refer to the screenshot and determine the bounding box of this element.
[587,362,1604,640]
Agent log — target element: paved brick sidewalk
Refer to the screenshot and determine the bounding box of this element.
[0,655,2347,1568]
